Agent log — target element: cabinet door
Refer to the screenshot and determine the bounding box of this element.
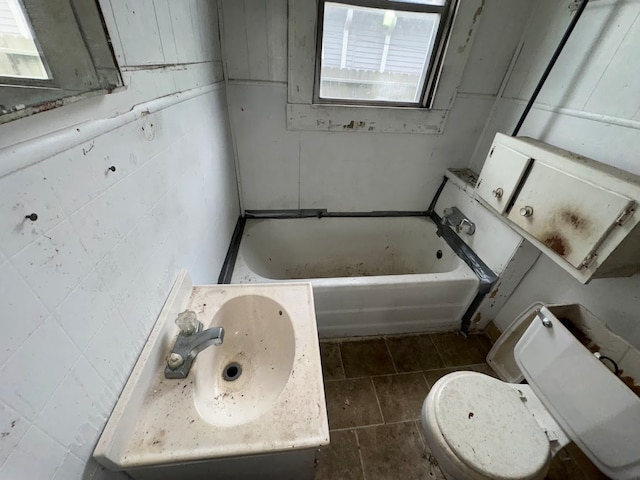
[507,162,634,269]
[476,143,532,214]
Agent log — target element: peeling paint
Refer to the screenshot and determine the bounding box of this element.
[457,0,485,53]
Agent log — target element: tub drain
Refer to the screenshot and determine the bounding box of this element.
[222,362,242,381]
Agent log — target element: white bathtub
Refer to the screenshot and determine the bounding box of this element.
[231,217,479,337]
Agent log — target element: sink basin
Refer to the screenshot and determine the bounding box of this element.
[93,271,329,480]
[194,294,295,427]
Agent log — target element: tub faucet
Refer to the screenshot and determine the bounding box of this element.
[165,310,224,379]
[442,207,476,236]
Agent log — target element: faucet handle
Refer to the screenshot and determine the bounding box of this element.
[175,310,199,336]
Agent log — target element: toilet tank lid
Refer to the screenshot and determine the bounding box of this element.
[515,307,640,480]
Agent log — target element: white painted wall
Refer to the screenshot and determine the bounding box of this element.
[0,1,239,479]
[220,0,535,211]
[471,0,640,349]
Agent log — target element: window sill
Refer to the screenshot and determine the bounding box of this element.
[286,103,448,133]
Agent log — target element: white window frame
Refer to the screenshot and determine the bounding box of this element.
[314,0,456,108]
[0,0,122,124]
[287,0,485,133]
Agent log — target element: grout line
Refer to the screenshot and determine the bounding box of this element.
[353,429,368,480]
[420,370,431,390]
[336,342,346,380]
[383,337,398,374]
[370,376,385,425]
[428,334,447,367]
[329,418,418,433]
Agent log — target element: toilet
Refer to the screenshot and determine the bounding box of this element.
[421,305,640,480]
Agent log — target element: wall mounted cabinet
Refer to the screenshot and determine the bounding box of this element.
[476,133,640,283]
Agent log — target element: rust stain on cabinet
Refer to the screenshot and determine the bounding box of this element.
[558,209,591,233]
[542,233,569,257]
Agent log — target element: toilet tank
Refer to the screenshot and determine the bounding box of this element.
[515,306,640,480]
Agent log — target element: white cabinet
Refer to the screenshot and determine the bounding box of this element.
[476,133,640,283]
[476,143,532,214]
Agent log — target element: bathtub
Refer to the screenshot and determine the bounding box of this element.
[230,217,479,338]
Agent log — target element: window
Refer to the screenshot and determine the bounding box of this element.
[0,0,122,123]
[315,0,456,107]
[0,0,48,79]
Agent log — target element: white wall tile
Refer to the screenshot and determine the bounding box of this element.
[153,0,179,64]
[194,0,222,62]
[299,95,494,211]
[40,124,154,216]
[38,360,113,462]
[55,270,118,351]
[220,0,250,79]
[84,313,139,394]
[0,5,236,479]
[0,317,79,419]
[0,402,30,465]
[245,0,271,80]
[459,0,534,95]
[264,0,288,82]
[70,153,169,266]
[540,0,639,111]
[0,262,49,365]
[94,205,166,305]
[12,221,93,311]
[52,453,86,480]
[0,164,64,257]
[583,13,640,118]
[169,0,201,64]
[87,459,131,480]
[109,0,165,65]
[227,83,301,210]
[0,427,66,480]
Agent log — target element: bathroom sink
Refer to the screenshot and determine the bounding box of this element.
[194,294,295,427]
[93,271,328,480]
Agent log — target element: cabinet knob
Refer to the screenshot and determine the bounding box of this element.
[520,206,534,217]
[492,188,504,199]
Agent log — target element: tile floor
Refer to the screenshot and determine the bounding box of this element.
[314,332,597,480]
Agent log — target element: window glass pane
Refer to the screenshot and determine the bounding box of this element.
[320,2,440,103]
[0,0,48,79]
[392,0,446,5]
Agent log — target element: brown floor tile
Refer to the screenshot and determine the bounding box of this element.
[340,339,395,377]
[431,332,489,367]
[423,364,498,389]
[565,442,609,480]
[372,373,429,423]
[476,334,494,355]
[470,363,499,378]
[314,430,364,480]
[358,422,430,480]
[423,367,466,388]
[324,378,383,429]
[320,342,345,381]
[546,455,587,480]
[386,334,443,372]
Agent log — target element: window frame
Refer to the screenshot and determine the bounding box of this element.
[0,0,122,123]
[313,0,458,108]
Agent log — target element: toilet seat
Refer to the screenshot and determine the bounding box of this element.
[426,372,551,480]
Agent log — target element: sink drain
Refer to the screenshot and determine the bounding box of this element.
[222,362,242,381]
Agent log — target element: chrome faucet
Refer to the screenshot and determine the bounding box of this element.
[165,310,224,379]
[442,206,476,236]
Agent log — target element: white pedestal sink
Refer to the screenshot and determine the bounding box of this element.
[93,270,329,480]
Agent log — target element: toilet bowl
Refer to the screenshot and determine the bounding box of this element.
[421,305,640,480]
